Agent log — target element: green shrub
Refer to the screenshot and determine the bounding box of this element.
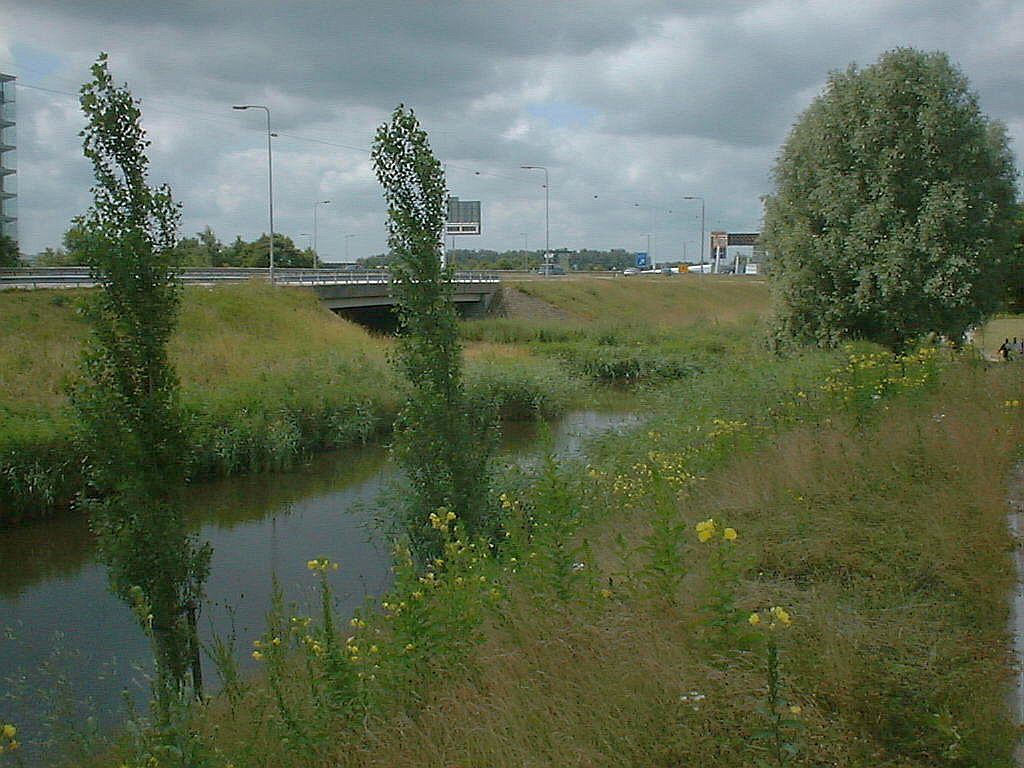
[464,358,578,420]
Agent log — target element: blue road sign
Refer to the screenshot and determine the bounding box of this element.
[636,251,648,268]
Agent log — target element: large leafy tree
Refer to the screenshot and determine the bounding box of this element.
[763,48,1018,349]
[70,53,209,708]
[1004,203,1024,313]
[236,232,310,268]
[372,105,495,557]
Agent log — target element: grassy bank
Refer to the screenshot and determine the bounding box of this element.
[1,278,769,523]
[506,274,770,326]
[4,282,585,522]
[0,283,400,521]
[463,277,769,388]
[60,335,1021,767]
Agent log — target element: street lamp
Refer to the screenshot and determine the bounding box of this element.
[344,233,357,263]
[683,196,705,274]
[520,232,528,271]
[313,199,330,269]
[520,165,549,264]
[644,233,652,269]
[233,104,275,282]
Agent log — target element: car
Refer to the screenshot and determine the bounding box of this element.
[622,267,640,276]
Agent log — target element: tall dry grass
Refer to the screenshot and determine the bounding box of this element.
[188,356,1022,767]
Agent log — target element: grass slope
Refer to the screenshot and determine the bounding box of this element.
[507,274,770,326]
[0,282,393,428]
[0,283,402,520]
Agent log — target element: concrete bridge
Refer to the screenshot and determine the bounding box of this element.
[0,267,501,316]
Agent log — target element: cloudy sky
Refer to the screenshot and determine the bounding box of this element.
[2,0,1022,263]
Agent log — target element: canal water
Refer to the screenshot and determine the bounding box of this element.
[0,411,634,760]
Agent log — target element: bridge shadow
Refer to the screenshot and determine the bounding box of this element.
[333,305,400,335]
[332,301,488,335]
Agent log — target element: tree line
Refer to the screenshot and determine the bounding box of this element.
[359,247,643,271]
[30,225,318,269]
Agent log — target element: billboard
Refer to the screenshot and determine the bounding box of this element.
[446,196,481,235]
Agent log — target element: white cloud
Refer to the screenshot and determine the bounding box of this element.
[1,0,1021,258]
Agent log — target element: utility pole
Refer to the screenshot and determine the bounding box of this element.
[683,196,705,274]
[313,199,330,269]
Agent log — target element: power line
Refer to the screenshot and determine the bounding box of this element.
[7,71,711,241]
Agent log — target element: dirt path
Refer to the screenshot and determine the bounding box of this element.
[495,285,574,322]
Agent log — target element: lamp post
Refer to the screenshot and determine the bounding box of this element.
[644,233,652,269]
[520,232,528,271]
[520,165,549,265]
[344,233,357,263]
[313,199,330,269]
[683,196,705,274]
[682,240,695,264]
[233,104,275,282]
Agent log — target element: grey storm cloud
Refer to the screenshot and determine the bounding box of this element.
[3,0,1022,261]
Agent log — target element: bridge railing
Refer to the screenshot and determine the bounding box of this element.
[0,267,501,289]
[275,269,499,285]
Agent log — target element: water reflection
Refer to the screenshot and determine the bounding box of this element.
[0,411,634,762]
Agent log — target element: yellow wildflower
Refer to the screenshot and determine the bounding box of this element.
[789,704,802,715]
[696,518,717,543]
[748,612,761,626]
[251,650,263,661]
[723,527,738,541]
[1,724,14,739]
[770,606,792,626]
[599,588,613,599]
[306,557,339,572]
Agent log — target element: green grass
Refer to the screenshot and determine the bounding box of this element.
[0,282,396,427]
[973,315,1024,357]
[508,274,770,327]
[463,277,767,386]
[0,281,617,521]
[64,336,1021,768]
[0,283,403,520]
[12,276,1019,765]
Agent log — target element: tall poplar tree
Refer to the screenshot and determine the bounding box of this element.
[71,53,210,708]
[371,105,495,557]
